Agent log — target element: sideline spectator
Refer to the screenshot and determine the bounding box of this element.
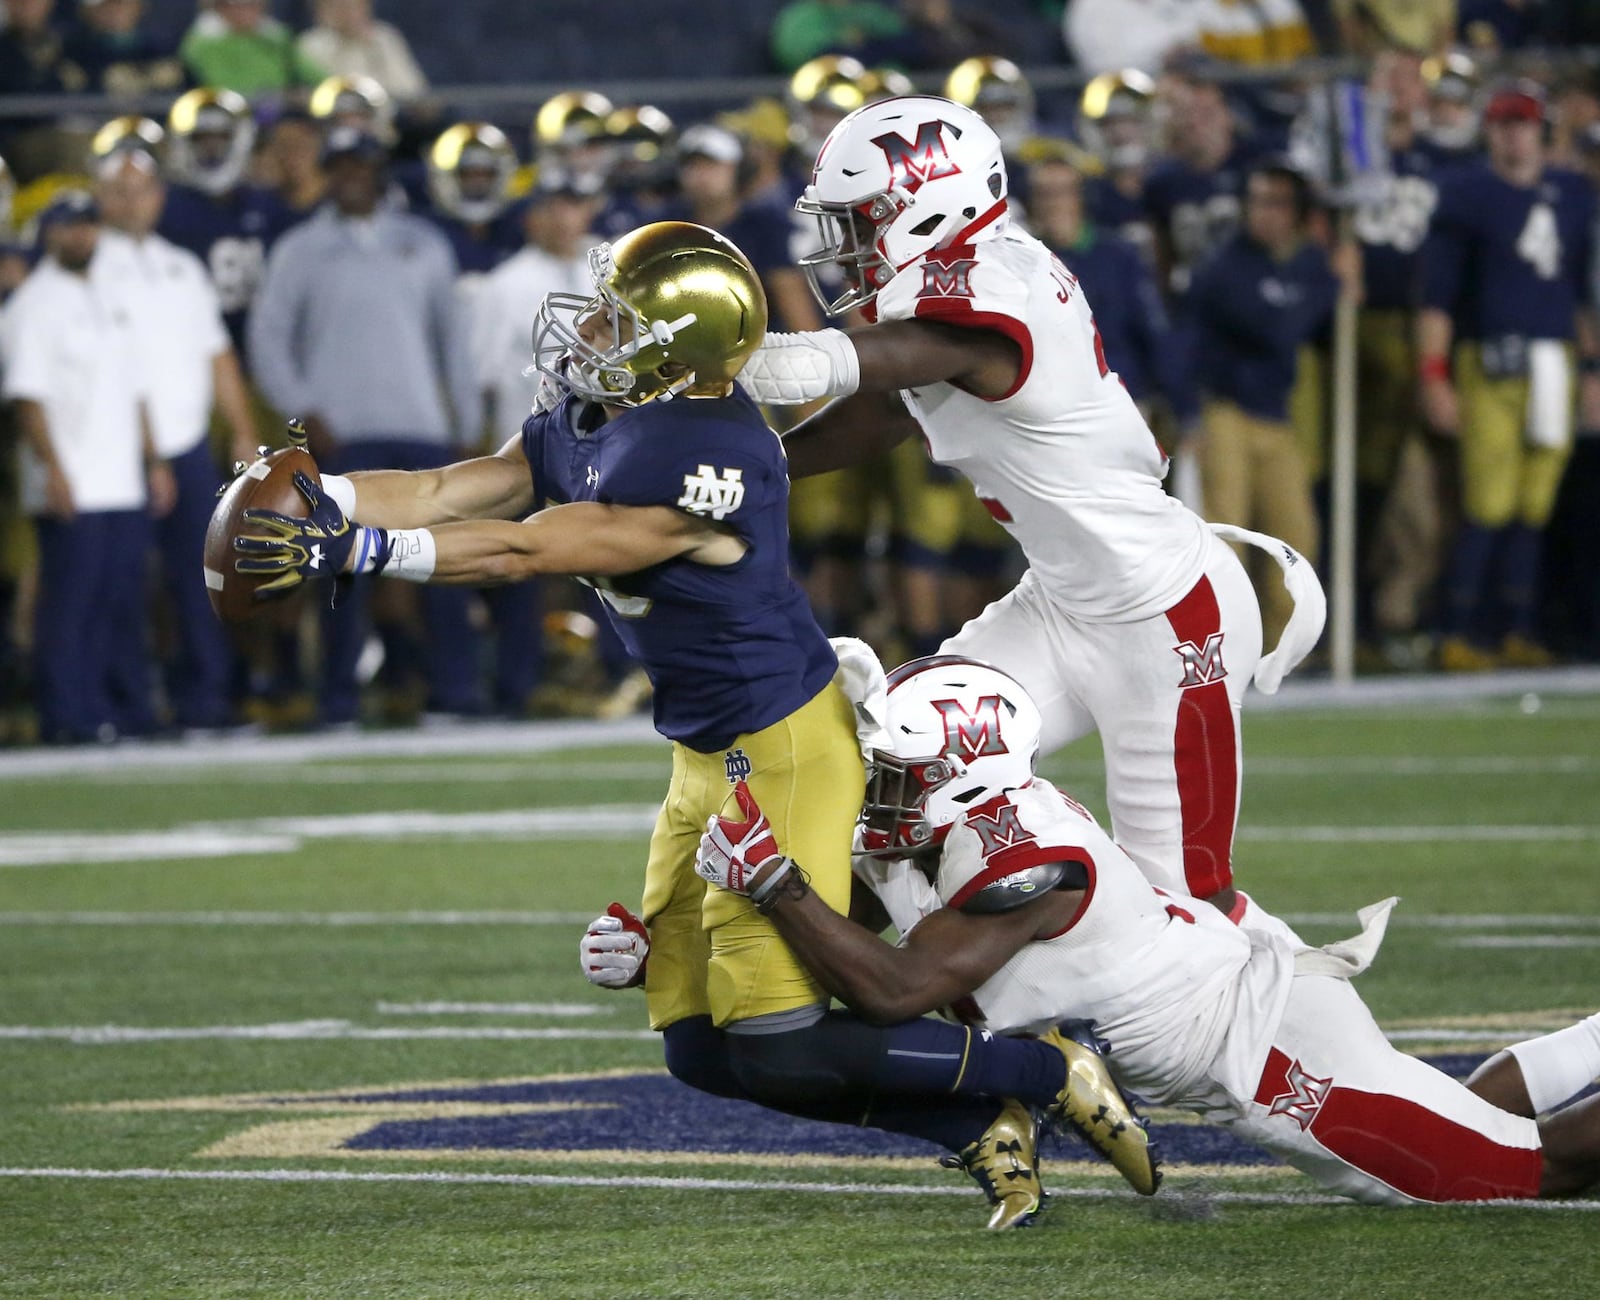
[62,0,185,96]
[0,0,89,177]
[1417,82,1598,670]
[1334,0,1456,56]
[0,191,174,743]
[1191,161,1356,649]
[296,0,427,100]
[95,148,258,730]
[769,0,905,73]
[860,0,1002,69]
[180,0,324,97]
[248,127,481,725]
[258,106,326,218]
[1198,0,1315,64]
[1063,0,1201,77]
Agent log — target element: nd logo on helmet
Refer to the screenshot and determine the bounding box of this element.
[870,120,963,193]
[931,695,1009,760]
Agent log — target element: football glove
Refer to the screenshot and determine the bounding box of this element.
[695,781,786,896]
[580,902,650,989]
[233,471,360,597]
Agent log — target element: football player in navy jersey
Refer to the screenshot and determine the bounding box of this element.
[1078,69,1160,269]
[158,87,295,364]
[419,122,523,278]
[231,221,1150,1228]
[1418,81,1600,670]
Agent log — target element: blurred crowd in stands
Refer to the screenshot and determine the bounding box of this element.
[1,0,1599,743]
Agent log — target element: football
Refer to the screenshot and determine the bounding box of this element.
[203,444,320,624]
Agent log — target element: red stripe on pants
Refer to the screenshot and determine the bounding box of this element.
[1165,577,1237,899]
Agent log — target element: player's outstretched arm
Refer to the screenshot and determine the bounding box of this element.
[331,434,537,530]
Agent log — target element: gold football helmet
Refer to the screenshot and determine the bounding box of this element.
[602,104,676,192]
[532,221,768,406]
[1078,69,1156,170]
[309,74,394,140]
[788,54,881,158]
[945,56,1036,153]
[90,115,165,162]
[534,90,615,153]
[427,122,517,223]
[167,87,256,194]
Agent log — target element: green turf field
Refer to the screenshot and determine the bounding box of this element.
[1,693,1597,1298]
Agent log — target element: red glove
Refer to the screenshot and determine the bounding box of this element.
[696,781,784,895]
[579,902,649,989]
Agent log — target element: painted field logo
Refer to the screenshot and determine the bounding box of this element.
[66,1056,1512,1174]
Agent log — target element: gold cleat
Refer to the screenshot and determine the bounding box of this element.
[1437,636,1498,673]
[1041,1021,1162,1197]
[940,1099,1045,1230]
[1499,635,1554,670]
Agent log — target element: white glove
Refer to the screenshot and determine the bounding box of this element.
[579,903,649,989]
[695,781,785,895]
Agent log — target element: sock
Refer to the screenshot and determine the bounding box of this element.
[1443,523,1498,643]
[1497,522,1543,640]
[661,1015,750,1102]
[1506,1012,1600,1115]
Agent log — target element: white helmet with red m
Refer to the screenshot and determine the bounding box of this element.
[859,654,1041,859]
[797,95,1009,315]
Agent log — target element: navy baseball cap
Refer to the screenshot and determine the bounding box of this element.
[320,125,387,165]
[37,189,100,230]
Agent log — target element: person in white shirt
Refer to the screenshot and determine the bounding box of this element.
[296,0,428,101]
[472,169,603,441]
[0,190,175,743]
[94,147,260,731]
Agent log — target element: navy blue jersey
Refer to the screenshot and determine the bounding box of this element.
[597,191,672,241]
[1190,232,1339,422]
[1421,162,1596,342]
[521,389,837,752]
[157,182,298,357]
[659,195,795,281]
[424,209,523,275]
[1057,227,1191,418]
[1354,144,1445,312]
[1143,142,1258,298]
[1084,175,1158,269]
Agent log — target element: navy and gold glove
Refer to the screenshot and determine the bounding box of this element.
[233,471,370,598]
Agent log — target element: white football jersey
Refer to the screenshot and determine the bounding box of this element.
[876,231,1210,622]
[862,780,1283,1105]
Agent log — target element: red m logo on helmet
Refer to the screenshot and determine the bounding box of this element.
[931,695,1009,760]
[1174,632,1227,687]
[871,120,962,193]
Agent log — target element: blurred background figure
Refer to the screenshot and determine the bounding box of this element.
[421,120,521,282]
[1421,51,1483,161]
[94,144,258,732]
[257,106,326,219]
[1076,68,1160,264]
[532,90,614,192]
[297,0,427,101]
[1334,0,1457,58]
[248,126,482,726]
[943,55,1035,160]
[1063,0,1201,76]
[62,0,185,97]
[858,0,1003,70]
[1418,81,1597,672]
[0,0,89,179]
[159,87,294,366]
[1191,161,1356,650]
[594,104,675,238]
[307,72,395,143]
[0,190,173,743]
[180,0,325,97]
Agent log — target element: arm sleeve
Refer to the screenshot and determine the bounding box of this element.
[246,233,310,417]
[877,248,1035,392]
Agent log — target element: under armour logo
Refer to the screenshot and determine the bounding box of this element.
[585,466,600,488]
[1265,1058,1332,1130]
[724,748,752,785]
[1174,632,1227,688]
[677,465,745,520]
[308,544,325,571]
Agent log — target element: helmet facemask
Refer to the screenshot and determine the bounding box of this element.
[796,191,903,315]
[860,750,964,858]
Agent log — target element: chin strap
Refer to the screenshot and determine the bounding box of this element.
[737,329,862,405]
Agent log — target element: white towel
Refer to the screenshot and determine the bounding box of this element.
[1207,523,1328,693]
[1293,896,1399,979]
[830,636,893,765]
[1525,340,1573,450]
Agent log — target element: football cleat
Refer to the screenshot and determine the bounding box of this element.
[1041,1020,1162,1197]
[939,1099,1045,1230]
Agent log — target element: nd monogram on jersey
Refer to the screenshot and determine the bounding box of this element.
[880,231,1211,622]
[676,465,746,520]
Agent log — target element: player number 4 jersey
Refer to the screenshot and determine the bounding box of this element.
[877,231,1210,622]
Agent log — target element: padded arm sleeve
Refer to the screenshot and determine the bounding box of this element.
[737,330,861,405]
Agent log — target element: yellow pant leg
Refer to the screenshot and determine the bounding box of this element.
[1290,344,1327,485]
[889,439,962,561]
[641,681,865,1030]
[1247,410,1320,649]
[1454,344,1572,528]
[1199,399,1254,536]
[1356,310,1418,487]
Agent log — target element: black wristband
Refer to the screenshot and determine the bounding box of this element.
[752,860,810,914]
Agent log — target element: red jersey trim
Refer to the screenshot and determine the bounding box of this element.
[946,841,1096,934]
[909,299,1034,400]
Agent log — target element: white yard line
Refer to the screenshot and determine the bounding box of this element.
[374,1001,612,1016]
[0,910,592,925]
[1237,825,1600,843]
[0,1164,1595,1210]
[0,1021,654,1043]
